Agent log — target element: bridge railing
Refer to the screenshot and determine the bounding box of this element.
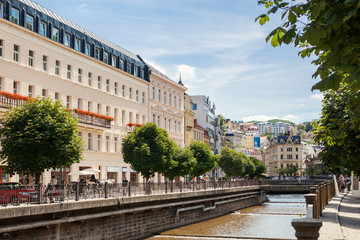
[0,180,261,207]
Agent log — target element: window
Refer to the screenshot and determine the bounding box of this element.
[52,27,59,42]
[25,15,33,31]
[114,82,118,95]
[0,39,3,57]
[122,85,125,97]
[169,94,172,106]
[88,72,92,86]
[78,69,82,83]
[142,92,145,104]
[296,148,299,152]
[192,104,197,110]
[75,38,81,52]
[0,78,3,91]
[106,79,110,92]
[64,33,70,47]
[77,98,82,109]
[134,66,138,77]
[136,114,139,124]
[158,89,161,101]
[55,92,59,100]
[152,114,156,123]
[114,108,118,123]
[13,81,19,94]
[97,76,101,89]
[106,136,110,152]
[85,43,90,56]
[87,133,92,150]
[13,45,19,62]
[142,115,146,124]
[55,60,60,75]
[136,90,139,101]
[140,69,144,79]
[296,155,298,159]
[280,155,283,160]
[157,116,160,126]
[127,63,131,74]
[97,104,101,114]
[87,101,92,111]
[28,85,34,97]
[112,56,116,67]
[169,119,171,131]
[97,134,101,151]
[152,87,155,100]
[179,98,182,108]
[287,155,293,159]
[164,118,167,130]
[67,65,72,79]
[106,106,109,116]
[129,88,132,99]
[39,21,46,37]
[287,147,293,152]
[114,137,118,152]
[28,50,34,67]
[94,48,100,60]
[42,89,48,98]
[42,55,48,71]
[0,2,3,18]
[280,147,283,152]
[103,52,108,64]
[174,96,177,108]
[164,92,167,104]
[10,8,19,25]
[129,112,133,123]
[66,96,71,109]
[120,59,124,70]
[121,110,125,125]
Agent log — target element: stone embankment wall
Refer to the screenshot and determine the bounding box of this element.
[0,187,265,240]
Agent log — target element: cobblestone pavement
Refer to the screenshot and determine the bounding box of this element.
[319,192,360,240]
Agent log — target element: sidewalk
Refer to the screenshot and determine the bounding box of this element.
[319,192,360,240]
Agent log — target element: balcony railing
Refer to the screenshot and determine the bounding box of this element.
[72,112,111,129]
[0,95,26,108]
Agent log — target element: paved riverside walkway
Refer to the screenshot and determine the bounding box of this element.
[319,192,360,240]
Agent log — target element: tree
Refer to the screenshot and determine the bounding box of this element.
[162,147,196,181]
[122,122,177,179]
[313,85,360,175]
[0,98,83,183]
[256,0,360,91]
[297,124,305,131]
[243,155,256,178]
[189,140,216,177]
[218,147,244,178]
[249,157,267,179]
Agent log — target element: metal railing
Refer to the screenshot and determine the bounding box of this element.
[0,180,260,207]
[72,113,111,128]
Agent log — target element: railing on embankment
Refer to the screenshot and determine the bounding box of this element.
[0,186,264,240]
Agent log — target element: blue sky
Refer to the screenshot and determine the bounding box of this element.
[33,0,323,124]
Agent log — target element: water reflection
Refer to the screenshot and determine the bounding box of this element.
[147,194,306,240]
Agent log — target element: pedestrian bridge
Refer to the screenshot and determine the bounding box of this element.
[260,179,333,193]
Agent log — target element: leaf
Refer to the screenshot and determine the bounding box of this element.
[271,30,284,47]
[259,15,270,25]
[343,9,357,22]
[288,11,297,23]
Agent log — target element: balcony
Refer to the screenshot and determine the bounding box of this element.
[71,109,113,129]
[0,93,27,109]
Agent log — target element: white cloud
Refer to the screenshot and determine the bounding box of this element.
[78,3,89,12]
[176,64,197,80]
[242,115,279,122]
[144,59,167,75]
[310,93,324,100]
[283,114,299,123]
[300,104,306,108]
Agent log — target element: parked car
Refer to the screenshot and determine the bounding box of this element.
[0,182,38,204]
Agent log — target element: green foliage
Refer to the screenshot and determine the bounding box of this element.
[0,98,83,181]
[122,122,177,179]
[256,0,360,91]
[189,140,216,177]
[162,147,196,181]
[304,121,314,132]
[297,124,305,131]
[276,165,300,176]
[218,147,244,177]
[304,166,322,176]
[249,157,267,179]
[313,85,360,175]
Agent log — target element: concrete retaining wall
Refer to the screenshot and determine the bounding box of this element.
[0,186,265,240]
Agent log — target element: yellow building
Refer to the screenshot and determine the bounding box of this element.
[184,93,195,146]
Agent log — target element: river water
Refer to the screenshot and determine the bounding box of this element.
[146,194,306,240]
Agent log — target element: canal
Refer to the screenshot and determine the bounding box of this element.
[146,194,306,240]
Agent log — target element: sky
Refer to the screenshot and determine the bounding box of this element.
[32,0,323,124]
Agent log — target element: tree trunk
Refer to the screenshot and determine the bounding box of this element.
[35,173,41,184]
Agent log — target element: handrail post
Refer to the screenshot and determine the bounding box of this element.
[128,181,131,196]
[180,181,182,193]
[76,182,79,201]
